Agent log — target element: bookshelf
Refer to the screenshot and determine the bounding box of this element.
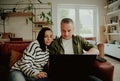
[104,0,120,59]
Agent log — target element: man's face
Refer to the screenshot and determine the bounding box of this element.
[61,23,74,40]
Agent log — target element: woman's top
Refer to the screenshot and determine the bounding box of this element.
[11,40,49,77]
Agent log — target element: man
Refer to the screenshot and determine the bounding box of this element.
[49,18,99,55]
[49,18,102,81]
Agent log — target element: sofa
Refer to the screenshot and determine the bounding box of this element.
[0,41,114,81]
[0,41,31,81]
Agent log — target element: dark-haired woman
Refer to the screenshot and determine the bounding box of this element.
[8,27,53,81]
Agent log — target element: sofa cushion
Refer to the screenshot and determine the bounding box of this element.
[9,50,23,68]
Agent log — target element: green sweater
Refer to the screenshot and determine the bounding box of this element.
[49,35,95,55]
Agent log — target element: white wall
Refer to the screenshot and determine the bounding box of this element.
[0,16,33,40]
[0,0,106,41]
[6,17,32,40]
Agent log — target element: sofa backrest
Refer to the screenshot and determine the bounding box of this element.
[0,41,31,68]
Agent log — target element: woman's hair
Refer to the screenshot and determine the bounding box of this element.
[37,27,52,51]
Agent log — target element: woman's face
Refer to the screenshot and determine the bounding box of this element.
[44,30,53,46]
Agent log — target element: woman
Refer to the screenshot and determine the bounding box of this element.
[8,27,53,81]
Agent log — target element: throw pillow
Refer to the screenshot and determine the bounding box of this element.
[9,50,23,68]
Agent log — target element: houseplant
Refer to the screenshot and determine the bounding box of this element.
[23,0,53,26]
[40,11,53,26]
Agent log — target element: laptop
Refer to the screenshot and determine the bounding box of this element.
[48,54,97,81]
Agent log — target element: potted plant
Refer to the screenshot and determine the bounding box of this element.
[40,11,53,26]
[23,0,53,26]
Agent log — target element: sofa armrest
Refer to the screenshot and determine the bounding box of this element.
[93,60,114,81]
[97,43,104,58]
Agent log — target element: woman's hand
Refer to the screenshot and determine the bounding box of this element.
[35,71,47,79]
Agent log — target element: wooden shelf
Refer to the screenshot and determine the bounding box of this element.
[107,9,120,16]
[32,27,41,32]
[104,0,119,8]
[108,33,120,35]
[33,21,48,25]
[107,23,119,26]
[7,12,33,17]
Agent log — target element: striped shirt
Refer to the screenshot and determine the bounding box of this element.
[11,40,49,77]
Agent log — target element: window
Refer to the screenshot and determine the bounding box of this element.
[57,4,98,37]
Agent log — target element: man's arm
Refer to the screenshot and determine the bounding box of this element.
[84,47,99,55]
[76,35,99,55]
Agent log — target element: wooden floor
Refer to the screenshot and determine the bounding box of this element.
[104,55,120,81]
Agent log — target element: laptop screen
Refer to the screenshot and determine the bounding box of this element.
[48,54,97,81]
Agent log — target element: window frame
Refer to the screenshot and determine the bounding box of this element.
[57,4,98,38]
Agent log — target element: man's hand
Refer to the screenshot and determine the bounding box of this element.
[84,48,99,55]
